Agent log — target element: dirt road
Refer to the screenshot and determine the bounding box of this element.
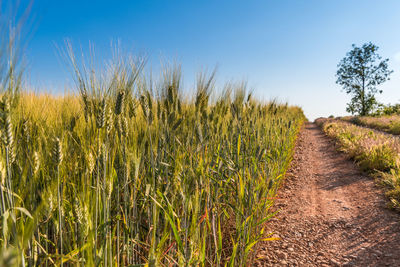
[254,122,400,267]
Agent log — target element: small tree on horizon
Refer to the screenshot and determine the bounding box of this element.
[336,42,393,116]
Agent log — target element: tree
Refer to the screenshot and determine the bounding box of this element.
[336,42,393,116]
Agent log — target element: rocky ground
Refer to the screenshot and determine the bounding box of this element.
[254,122,400,267]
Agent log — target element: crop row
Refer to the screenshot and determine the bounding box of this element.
[316,118,400,210]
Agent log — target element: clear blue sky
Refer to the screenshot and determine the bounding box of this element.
[17,0,400,120]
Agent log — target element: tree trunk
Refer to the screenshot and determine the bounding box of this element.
[361,71,366,116]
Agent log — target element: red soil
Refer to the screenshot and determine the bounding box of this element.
[254,122,400,267]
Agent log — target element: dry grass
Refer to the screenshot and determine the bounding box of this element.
[341,115,400,135]
[316,118,400,210]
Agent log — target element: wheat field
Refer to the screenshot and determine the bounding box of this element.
[0,51,305,266]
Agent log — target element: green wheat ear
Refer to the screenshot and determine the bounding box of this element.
[115,90,125,115]
[52,138,63,165]
[96,98,107,129]
[4,115,13,147]
[130,102,137,119]
[33,151,40,175]
[140,94,149,119]
[2,98,14,148]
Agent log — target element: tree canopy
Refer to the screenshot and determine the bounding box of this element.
[336,42,393,116]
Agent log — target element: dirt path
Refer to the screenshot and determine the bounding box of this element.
[254,122,400,267]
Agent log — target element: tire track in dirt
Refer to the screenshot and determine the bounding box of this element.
[254,122,400,267]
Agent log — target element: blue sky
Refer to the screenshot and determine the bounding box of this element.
[15,0,400,119]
